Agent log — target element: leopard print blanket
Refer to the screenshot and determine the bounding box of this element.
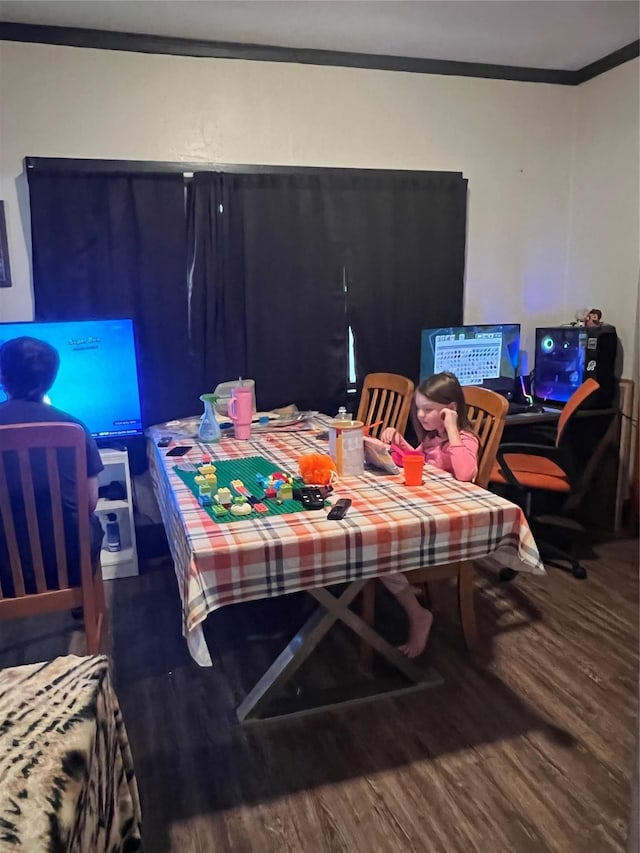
[0,655,142,851]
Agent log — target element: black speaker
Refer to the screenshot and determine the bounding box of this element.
[583,324,619,409]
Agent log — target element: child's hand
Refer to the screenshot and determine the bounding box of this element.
[381,427,399,445]
[441,408,458,430]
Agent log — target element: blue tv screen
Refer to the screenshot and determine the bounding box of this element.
[0,318,143,439]
[420,324,521,388]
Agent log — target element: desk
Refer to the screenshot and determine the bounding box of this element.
[505,405,617,428]
[148,420,543,686]
[0,655,142,852]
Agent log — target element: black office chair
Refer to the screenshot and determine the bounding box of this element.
[490,379,606,580]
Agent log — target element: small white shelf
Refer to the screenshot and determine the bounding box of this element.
[101,545,136,567]
[96,498,129,512]
[97,447,139,580]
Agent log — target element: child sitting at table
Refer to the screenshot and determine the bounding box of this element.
[380,371,479,657]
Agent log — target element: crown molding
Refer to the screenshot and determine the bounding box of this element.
[3,22,637,85]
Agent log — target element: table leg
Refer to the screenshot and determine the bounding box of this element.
[236,579,441,723]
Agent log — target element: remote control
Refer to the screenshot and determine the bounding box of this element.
[293,487,326,510]
[327,498,352,520]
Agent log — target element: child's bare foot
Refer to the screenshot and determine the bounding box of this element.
[399,607,433,658]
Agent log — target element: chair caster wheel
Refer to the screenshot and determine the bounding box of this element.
[499,569,518,582]
[571,565,587,580]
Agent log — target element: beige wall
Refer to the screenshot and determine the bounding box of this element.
[0,41,638,375]
[567,59,640,380]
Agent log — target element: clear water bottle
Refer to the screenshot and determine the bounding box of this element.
[105,512,121,553]
[335,406,352,421]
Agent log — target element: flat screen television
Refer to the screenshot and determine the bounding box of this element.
[533,326,588,405]
[419,323,521,391]
[0,318,143,439]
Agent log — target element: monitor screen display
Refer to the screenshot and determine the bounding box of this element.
[0,319,143,439]
[419,324,521,389]
[534,326,587,404]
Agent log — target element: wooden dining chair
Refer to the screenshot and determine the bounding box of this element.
[0,423,106,654]
[356,372,415,440]
[360,385,508,655]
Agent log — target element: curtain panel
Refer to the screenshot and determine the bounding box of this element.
[27,170,193,427]
[188,171,349,415]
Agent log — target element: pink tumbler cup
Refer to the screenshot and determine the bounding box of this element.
[228,386,253,440]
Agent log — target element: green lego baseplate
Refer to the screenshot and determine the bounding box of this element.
[173,455,307,523]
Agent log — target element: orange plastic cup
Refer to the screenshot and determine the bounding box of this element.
[403,453,424,486]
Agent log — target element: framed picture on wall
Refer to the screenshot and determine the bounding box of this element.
[0,201,12,287]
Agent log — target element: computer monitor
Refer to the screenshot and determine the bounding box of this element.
[0,318,143,439]
[419,324,521,392]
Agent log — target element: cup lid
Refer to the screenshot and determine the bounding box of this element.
[329,419,364,429]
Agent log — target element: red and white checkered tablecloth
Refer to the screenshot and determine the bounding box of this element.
[147,420,544,666]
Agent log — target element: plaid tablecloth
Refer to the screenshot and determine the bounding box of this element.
[148,420,544,666]
[0,655,142,852]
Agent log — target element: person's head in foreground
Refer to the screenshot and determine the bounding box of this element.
[0,337,60,402]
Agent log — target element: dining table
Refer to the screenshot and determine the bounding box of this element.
[0,654,142,852]
[147,415,544,720]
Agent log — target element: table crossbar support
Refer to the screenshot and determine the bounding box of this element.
[236,579,441,722]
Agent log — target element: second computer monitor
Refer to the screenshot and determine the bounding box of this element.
[419,324,521,390]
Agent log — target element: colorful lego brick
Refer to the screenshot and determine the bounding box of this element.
[277,482,294,500]
[211,503,227,517]
[216,487,232,505]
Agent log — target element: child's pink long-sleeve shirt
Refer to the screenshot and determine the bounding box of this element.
[420,430,479,482]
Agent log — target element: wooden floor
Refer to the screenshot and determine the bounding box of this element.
[0,537,637,853]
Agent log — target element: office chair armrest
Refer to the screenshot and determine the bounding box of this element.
[496,442,580,491]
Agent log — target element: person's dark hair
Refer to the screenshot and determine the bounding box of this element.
[411,371,471,441]
[0,337,60,401]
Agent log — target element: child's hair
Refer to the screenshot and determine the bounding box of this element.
[0,336,60,402]
[411,371,472,441]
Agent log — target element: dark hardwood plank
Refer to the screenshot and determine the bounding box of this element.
[0,538,637,852]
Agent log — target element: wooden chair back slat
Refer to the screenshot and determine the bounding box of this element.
[46,446,70,589]
[356,373,415,440]
[17,448,48,593]
[0,453,26,598]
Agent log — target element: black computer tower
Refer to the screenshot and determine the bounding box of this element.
[533,324,618,409]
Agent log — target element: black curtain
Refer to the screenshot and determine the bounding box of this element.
[188,169,466,414]
[28,165,467,427]
[338,172,468,386]
[188,172,349,415]
[27,171,194,427]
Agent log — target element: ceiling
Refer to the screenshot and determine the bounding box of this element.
[0,0,638,71]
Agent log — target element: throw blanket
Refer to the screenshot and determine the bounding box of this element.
[0,655,142,851]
